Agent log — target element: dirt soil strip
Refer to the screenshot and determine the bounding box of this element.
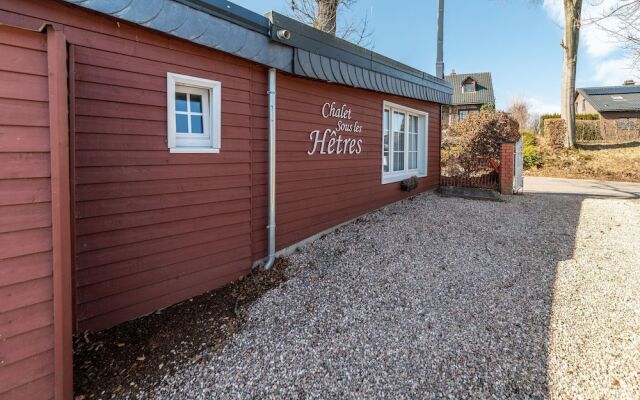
[73,258,290,399]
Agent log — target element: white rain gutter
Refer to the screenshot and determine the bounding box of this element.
[264,68,277,270]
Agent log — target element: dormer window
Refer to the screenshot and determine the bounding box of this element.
[462,77,476,93]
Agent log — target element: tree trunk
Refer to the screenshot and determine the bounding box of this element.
[315,0,339,35]
[561,0,583,148]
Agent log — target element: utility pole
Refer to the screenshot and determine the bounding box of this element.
[436,0,445,79]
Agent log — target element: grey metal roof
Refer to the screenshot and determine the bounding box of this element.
[444,72,495,106]
[65,0,293,70]
[63,0,451,104]
[269,12,452,104]
[577,86,640,112]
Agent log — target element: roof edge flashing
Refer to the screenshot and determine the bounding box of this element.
[266,11,448,88]
[173,0,270,34]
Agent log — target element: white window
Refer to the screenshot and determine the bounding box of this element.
[463,82,475,92]
[167,72,221,153]
[382,101,428,184]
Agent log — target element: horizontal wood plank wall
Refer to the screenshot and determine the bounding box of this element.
[0,0,441,333]
[0,25,55,400]
[69,22,255,331]
[251,73,441,260]
[0,0,255,332]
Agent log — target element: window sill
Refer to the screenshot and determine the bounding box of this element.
[169,147,220,154]
[381,172,426,185]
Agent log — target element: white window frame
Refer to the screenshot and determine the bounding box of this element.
[167,72,221,153]
[381,101,429,184]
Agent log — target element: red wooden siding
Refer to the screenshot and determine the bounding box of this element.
[0,25,55,400]
[250,73,441,260]
[68,30,257,331]
[0,0,441,336]
[0,0,257,332]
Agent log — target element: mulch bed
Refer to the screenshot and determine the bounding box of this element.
[73,257,290,399]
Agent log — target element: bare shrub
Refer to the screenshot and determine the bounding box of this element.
[544,118,567,149]
[447,111,521,161]
[507,99,529,132]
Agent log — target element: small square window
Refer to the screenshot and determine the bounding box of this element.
[167,73,221,153]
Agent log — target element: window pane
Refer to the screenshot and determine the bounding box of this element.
[409,115,419,133]
[190,94,202,113]
[393,111,405,132]
[393,152,404,171]
[176,114,189,133]
[383,109,390,131]
[383,133,389,173]
[409,152,417,169]
[191,115,204,133]
[410,133,418,151]
[175,92,188,112]
[393,131,405,151]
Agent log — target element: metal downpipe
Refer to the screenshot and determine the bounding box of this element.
[264,68,277,270]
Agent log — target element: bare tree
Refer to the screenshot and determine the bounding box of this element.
[507,99,530,132]
[289,0,372,46]
[590,0,640,67]
[560,0,583,148]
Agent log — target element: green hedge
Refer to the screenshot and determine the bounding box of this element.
[540,113,600,135]
[576,120,602,141]
[576,113,600,120]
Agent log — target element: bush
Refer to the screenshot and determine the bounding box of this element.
[520,131,542,168]
[540,113,561,134]
[480,102,495,112]
[521,131,537,147]
[543,118,566,149]
[576,113,600,120]
[523,143,542,168]
[576,120,602,141]
[447,111,520,160]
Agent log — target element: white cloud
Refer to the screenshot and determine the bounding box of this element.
[542,0,634,85]
[544,0,621,57]
[524,97,560,115]
[593,56,639,85]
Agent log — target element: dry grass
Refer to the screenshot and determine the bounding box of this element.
[525,142,640,182]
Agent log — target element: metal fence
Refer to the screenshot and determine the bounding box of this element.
[440,154,500,189]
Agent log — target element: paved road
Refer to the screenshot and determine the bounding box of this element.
[524,176,640,198]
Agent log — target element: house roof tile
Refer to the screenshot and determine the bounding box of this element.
[444,72,495,106]
[577,86,640,112]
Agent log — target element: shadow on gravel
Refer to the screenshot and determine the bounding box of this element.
[393,193,586,398]
[73,257,290,399]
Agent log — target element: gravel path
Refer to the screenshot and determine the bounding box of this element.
[116,193,638,399]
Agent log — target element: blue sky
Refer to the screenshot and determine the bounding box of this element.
[232,0,638,114]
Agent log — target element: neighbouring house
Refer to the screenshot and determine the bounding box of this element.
[576,81,640,141]
[441,71,496,128]
[0,0,456,397]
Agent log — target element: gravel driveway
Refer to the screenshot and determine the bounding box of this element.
[113,193,640,399]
